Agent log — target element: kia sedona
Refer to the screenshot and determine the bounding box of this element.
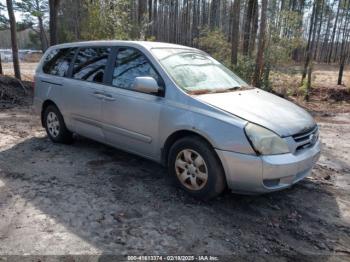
[33,41,321,200]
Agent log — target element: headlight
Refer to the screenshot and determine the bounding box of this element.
[245,123,290,155]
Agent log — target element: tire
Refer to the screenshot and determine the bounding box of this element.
[168,136,226,200]
[43,105,73,144]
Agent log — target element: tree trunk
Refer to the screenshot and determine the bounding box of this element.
[252,0,268,87]
[147,0,152,37]
[333,4,345,63]
[313,0,324,60]
[228,1,233,42]
[210,0,220,30]
[306,63,313,101]
[153,0,158,37]
[6,0,21,80]
[248,0,258,57]
[49,0,60,46]
[327,0,341,63]
[230,0,240,66]
[175,0,179,43]
[192,0,199,45]
[242,0,255,56]
[338,0,350,84]
[0,54,3,75]
[158,0,163,41]
[138,0,146,31]
[303,0,320,100]
[34,0,48,52]
[338,56,345,85]
[301,0,316,85]
[148,0,152,22]
[201,0,208,28]
[321,9,333,62]
[38,16,48,52]
[186,0,191,45]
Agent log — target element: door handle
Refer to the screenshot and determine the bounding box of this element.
[103,93,116,101]
[92,92,105,99]
[91,91,115,101]
[103,96,116,101]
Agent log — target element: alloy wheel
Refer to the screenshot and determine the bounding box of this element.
[46,111,60,138]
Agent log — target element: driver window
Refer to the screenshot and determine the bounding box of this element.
[112,48,160,91]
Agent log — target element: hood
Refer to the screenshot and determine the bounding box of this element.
[195,89,315,137]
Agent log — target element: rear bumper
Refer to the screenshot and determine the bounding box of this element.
[216,139,321,194]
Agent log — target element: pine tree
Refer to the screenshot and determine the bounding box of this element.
[6,0,21,80]
[15,0,49,51]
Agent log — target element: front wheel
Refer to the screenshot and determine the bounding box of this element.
[168,136,226,200]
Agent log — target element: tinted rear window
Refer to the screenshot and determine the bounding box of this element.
[43,48,76,77]
[72,47,111,83]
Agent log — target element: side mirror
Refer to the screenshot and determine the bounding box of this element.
[133,76,161,95]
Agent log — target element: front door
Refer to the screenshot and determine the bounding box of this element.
[101,47,164,159]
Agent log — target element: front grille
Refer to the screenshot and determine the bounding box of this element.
[292,125,319,151]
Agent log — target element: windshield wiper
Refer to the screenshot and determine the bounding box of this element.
[187,89,214,95]
[210,86,241,93]
[187,85,252,95]
[216,85,253,92]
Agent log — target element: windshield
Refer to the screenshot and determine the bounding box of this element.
[151,48,249,94]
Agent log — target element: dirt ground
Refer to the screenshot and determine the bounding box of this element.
[0,106,349,260]
[2,62,37,81]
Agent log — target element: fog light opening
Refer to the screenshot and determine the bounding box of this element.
[263,178,280,188]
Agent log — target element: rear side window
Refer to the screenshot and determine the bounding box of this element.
[72,47,111,83]
[112,48,160,91]
[43,48,76,77]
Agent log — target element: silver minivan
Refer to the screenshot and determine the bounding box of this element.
[33,41,321,199]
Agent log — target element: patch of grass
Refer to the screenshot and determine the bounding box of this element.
[298,79,308,99]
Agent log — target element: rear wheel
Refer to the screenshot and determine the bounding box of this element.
[43,105,73,144]
[168,136,226,200]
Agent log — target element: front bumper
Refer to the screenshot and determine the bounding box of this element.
[216,139,321,194]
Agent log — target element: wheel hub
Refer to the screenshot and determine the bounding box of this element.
[188,164,196,174]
